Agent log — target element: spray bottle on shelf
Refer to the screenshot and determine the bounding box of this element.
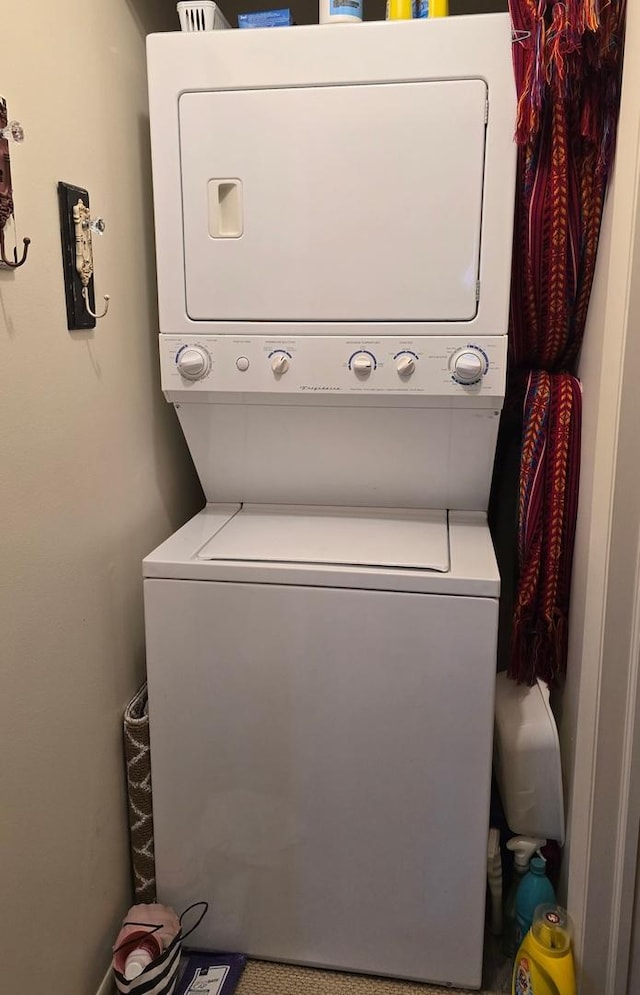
[503,836,545,957]
[515,854,556,946]
[512,904,577,995]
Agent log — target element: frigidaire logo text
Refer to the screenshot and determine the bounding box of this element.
[300,385,342,391]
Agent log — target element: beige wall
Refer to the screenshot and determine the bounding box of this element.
[0,3,201,993]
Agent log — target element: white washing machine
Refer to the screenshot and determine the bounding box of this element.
[144,505,498,986]
[144,15,516,990]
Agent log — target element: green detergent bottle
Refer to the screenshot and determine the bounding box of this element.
[512,904,577,995]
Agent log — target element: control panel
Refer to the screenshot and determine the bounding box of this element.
[160,336,507,399]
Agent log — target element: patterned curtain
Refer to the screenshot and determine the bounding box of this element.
[505,0,626,685]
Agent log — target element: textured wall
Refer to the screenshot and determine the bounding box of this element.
[0,3,201,993]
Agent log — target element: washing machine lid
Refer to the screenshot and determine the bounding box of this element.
[197,505,449,573]
[144,506,498,596]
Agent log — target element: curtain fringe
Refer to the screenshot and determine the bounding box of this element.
[510,0,626,163]
[510,610,567,687]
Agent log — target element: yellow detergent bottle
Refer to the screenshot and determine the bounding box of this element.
[512,904,577,995]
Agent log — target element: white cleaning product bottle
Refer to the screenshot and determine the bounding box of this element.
[319,0,363,23]
[113,903,181,981]
[124,933,162,980]
[487,828,503,935]
[503,836,545,957]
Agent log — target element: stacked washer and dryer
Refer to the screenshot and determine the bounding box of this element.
[143,15,516,990]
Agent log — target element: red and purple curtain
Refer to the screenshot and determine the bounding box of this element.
[505,0,626,685]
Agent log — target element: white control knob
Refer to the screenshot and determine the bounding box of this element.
[396,355,416,377]
[177,346,210,381]
[352,353,374,377]
[271,353,290,375]
[451,349,484,385]
[236,356,250,372]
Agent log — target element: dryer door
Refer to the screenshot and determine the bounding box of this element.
[179,79,487,324]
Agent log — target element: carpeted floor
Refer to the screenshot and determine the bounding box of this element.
[105,952,509,995]
[235,960,502,995]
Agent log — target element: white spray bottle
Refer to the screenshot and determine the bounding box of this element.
[503,836,545,957]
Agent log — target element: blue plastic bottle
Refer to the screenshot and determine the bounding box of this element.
[515,856,556,946]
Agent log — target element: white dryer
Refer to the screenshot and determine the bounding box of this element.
[144,14,516,990]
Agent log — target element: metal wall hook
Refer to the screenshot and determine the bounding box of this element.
[72,197,110,321]
[82,285,110,319]
[0,227,30,268]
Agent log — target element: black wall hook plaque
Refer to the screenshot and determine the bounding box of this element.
[58,181,98,330]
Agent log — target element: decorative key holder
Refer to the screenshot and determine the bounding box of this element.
[58,180,110,329]
[0,97,30,269]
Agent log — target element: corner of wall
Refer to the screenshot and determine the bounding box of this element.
[558,5,640,985]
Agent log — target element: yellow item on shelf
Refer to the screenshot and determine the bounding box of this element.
[388,0,413,18]
[429,0,448,15]
[512,905,577,995]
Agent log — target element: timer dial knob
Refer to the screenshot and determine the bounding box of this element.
[271,353,290,375]
[352,353,374,377]
[396,355,416,377]
[451,349,485,385]
[177,346,211,381]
